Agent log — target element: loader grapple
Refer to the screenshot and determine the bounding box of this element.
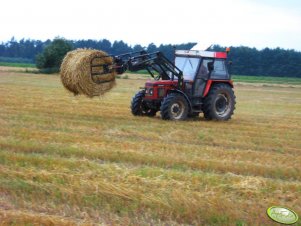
[90,55,115,84]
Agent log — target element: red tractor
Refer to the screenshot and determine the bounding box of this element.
[92,48,236,120]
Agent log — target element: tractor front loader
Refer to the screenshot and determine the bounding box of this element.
[90,48,236,121]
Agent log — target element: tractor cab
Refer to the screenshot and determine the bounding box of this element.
[174,50,231,98]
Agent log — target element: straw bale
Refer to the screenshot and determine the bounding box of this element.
[60,49,116,97]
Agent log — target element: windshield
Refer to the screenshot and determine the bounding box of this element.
[175,57,200,80]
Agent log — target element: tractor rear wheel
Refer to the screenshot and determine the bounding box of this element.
[160,93,189,120]
[131,90,157,117]
[203,83,236,120]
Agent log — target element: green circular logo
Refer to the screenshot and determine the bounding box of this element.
[267,206,299,225]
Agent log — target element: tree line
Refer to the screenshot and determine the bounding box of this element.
[0,37,300,77]
[212,45,301,77]
[0,37,195,63]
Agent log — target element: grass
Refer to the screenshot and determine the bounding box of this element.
[233,75,301,85]
[0,69,300,225]
[0,62,36,68]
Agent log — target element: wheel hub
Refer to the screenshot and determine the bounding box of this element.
[215,94,231,117]
[170,102,184,119]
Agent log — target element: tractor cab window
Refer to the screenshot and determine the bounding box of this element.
[175,57,200,81]
[197,59,213,79]
[210,59,229,79]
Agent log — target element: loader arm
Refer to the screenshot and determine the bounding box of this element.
[90,51,184,88]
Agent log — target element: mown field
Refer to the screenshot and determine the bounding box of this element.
[0,67,301,225]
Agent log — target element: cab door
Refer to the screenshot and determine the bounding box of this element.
[192,58,214,97]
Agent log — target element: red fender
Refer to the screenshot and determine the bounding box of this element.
[203,80,234,97]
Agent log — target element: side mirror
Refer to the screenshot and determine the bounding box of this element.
[228,61,233,65]
[207,62,214,71]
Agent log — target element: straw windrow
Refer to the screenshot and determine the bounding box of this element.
[60,49,116,97]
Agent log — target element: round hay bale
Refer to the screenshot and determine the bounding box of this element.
[60,49,116,97]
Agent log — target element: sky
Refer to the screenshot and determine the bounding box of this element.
[1,0,301,50]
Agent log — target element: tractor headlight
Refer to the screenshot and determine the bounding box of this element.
[145,87,154,96]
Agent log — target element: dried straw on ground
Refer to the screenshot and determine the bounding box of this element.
[60,49,116,97]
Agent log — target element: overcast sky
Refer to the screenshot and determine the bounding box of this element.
[1,0,301,50]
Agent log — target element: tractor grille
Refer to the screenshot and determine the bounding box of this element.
[158,88,165,97]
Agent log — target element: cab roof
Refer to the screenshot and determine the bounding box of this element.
[175,50,227,59]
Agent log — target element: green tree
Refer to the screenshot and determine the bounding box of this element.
[36,38,73,73]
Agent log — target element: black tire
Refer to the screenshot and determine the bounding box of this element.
[203,83,236,121]
[160,93,189,120]
[131,90,157,117]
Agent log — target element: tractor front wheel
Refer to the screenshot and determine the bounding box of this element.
[160,93,189,120]
[203,83,236,120]
[131,90,157,117]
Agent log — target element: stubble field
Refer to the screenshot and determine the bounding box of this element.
[0,67,301,225]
